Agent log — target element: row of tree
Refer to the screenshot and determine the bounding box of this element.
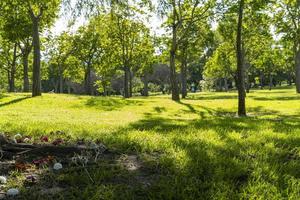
[0,0,299,117]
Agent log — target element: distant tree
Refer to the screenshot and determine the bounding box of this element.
[158,0,212,101]
[73,20,104,95]
[274,0,300,93]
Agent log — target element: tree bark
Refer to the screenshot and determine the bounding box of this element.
[31,17,42,97]
[124,66,130,98]
[23,53,30,92]
[8,43,18,93]
[129,70,133,97]
[236,0,246,116]
[295,47,300,93]
[169,2,180,101]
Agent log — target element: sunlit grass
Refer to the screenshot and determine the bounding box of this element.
[1,86,300,199]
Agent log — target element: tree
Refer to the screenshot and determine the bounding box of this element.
[0,39,20,92]
[28,0,60,96]
[158,0,212,101]
[47,32,75,93]
[236,0,246,116]
[274,0,300,93]
[0,1,33,92]
[1,0,60,96]
[109,5,152,98]
[73,17,105,95]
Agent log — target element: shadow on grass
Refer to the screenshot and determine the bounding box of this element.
[186,94,237,100]
[153,106,167,113]
[0,96,31,108]
[9,100,300,199]
[253,96,300,101]
[93,106,300,198]
[85,97,144,111]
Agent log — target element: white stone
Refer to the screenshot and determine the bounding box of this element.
[7,188,19,196]
[0,176,7,184]
[53,163,63,171]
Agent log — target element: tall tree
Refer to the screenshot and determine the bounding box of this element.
[236,0,246,116]
[158,0,212,101]
[274,0,300,92]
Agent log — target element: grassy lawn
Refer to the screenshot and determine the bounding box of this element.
[1,87,300,199]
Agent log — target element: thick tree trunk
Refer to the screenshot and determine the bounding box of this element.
[84,64,92,95]
[236,0,246,116]
[124,66,130,98]
[31,17,41,97]
[23,53,30,92]
[181,60,187,98]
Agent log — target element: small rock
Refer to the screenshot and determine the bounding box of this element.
[0,176,7,184]
[7,188,19,196]
[53,163,63,171]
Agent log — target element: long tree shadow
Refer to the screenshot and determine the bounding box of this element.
[0,96,31,108]
[253,96,300,101]
[186,94,237,100]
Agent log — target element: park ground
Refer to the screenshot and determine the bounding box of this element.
[1,86,300,199]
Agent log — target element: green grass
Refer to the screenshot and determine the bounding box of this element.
[1,86,300,199]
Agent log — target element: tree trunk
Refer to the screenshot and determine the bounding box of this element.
[7,71,11,92]
[9,43,18,93]
[124,66,130,98]
[31,17,41,97]
[236,0,246,116]
[259,72,264,89]
[84,64,92,95]
[23,53,30,92]
[142,75,149,97]
[169,3,180,101]
[181,60,187,98]
[59,65,63,93]
[269,74,273,90]
[129,70,133,97]
[295,47,300,93]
